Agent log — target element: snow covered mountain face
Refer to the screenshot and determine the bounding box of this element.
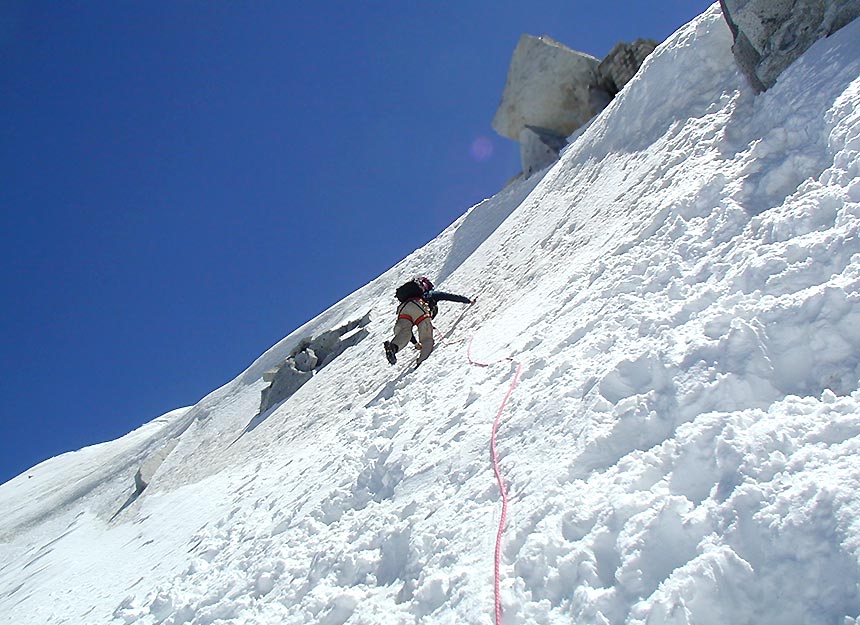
[2,6,860,625]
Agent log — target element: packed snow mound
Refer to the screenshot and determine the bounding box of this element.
[1,6,860,625]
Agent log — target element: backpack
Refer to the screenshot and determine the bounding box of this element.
[395,276,434,302]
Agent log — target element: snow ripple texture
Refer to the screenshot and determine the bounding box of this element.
[1,6,860,625]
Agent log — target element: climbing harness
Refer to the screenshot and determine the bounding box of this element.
[397,299,433,326]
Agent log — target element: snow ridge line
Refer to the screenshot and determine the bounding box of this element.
[466,336,522,625]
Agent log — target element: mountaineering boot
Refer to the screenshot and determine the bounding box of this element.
[383,341,398,365]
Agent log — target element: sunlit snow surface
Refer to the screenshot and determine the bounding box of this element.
[2,7,860,625]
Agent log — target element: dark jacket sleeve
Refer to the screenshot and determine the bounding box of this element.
[426,290,471,304]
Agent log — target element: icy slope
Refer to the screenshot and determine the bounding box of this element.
[2,5,860,625]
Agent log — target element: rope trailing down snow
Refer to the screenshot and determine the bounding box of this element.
[466,336,522,625]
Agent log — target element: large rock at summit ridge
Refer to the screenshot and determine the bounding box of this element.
[493,34,658,177]
[492,35,602,142]
[597,38,659,96]
[519,126,569,178]
[721,0,860,91]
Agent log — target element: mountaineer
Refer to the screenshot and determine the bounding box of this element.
[383,276,473,367]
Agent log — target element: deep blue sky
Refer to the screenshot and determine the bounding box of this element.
[0,1,712,484]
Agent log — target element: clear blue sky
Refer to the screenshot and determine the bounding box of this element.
[0,1,712,484]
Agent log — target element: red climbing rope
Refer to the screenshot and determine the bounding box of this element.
[433,320,522,624]
[466,336,522,625]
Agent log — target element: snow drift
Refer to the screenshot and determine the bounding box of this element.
[1,6,860,625]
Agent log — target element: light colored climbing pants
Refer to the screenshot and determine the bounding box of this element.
[391,300,435,364]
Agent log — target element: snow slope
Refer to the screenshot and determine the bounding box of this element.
[2,5,860,624]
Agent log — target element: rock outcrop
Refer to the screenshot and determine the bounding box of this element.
[258,313,371,415]
[493,35,602,144]
[721,0,860,92]
[493,35,657,177]
[596,39,659,97]
[519,126,569,178]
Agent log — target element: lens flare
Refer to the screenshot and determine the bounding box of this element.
[470,136,494,162]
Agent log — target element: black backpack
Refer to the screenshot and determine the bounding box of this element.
[395,279,425,302]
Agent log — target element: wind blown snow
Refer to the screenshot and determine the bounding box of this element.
[2,6,860,625]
